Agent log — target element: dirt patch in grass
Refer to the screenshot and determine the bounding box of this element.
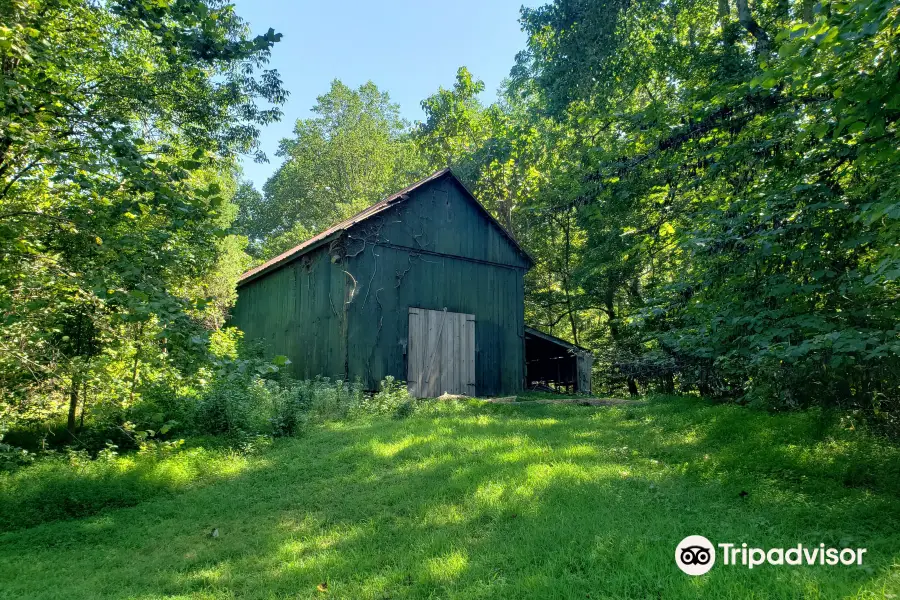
[487,396,644,407]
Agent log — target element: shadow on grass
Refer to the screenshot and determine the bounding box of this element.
[1,398,898,599]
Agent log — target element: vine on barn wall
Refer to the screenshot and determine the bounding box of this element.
[323,195,451,383]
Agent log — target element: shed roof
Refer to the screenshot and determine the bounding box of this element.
[238,168,533,287]
[525,326,591,355]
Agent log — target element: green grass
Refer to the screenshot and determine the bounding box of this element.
[0,439,271,532]
[1,397,899,599]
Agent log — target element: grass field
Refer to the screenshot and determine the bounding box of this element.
[1,397,899,599]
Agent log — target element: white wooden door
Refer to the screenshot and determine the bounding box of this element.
[407,307,475,398]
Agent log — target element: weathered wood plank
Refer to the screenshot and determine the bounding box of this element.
[466,315,476,394]
[577,352,593,393]
[407,307,474,398]
[407,308,419,397]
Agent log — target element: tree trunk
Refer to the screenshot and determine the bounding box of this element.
[561,213,579,346]
[627,377,639,397]
[663,372,675,394]
[603,286,638,396]
[718,0,730,20]
[67,372,80,435]
[801,0,815,22]
[128,322,144,405]
[698,362,713,397]
[564,285,579,346]
[79,378,88,428]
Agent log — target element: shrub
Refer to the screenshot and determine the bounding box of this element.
[195,363,371,438]
[192,348,287,438]
[0,371,414,531]
[194,375,276,437]
[269,380,307,437]
[277,377,365,430]
[358,376,413,416]
[306,377,365,421]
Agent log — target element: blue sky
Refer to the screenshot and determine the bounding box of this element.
[233,0,541,190]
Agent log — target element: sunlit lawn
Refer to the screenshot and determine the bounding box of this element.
[1,397,899,599]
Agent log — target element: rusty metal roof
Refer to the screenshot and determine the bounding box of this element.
[237,168,533,286]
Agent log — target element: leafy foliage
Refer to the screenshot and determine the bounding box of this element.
[4,0,898,453]
[238,80,426,259]
[0,0,284,434]
[422,0,900,419]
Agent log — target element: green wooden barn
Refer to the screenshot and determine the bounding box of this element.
[231,168,590,397]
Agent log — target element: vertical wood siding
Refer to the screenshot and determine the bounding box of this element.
[343,179,526,396]
[368,177,530,270]
[232,174,527,396]
[229,247,346,380]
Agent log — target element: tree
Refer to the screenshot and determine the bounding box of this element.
[243,80,425,259]
[510,0,900,410]
[416,67,489,172]
[233,181,268,257]
[0,0,285,433]
[416,68,589,354]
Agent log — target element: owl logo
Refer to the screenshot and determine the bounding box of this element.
[676,536,716,575]
[680,545,712,565]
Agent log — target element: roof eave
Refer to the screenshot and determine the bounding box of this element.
[236,230,342,288]
[524,326,591,354]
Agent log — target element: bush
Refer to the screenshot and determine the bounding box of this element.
[357,376,413,416]
[272,377,365,435]
[194,375,277,437]
[0,371,411,531]
[194,356,380,438]
[191,349,285,438]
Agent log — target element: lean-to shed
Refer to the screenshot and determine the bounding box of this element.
[231,169,534,397]
[524,327,593,394]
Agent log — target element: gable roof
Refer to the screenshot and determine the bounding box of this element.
[238,168,533,287]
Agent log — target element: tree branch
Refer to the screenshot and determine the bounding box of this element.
[735,0,770,51]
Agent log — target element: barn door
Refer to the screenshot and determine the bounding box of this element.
[407,307,475,398]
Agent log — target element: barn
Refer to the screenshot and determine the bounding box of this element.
[231,168,591,397]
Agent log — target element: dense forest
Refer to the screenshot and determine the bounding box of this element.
[2,0,899,450]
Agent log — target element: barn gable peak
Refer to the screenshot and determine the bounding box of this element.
[238,169,533,286]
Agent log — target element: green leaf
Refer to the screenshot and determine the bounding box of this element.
[272,355,292,367]
[847,121,866,134]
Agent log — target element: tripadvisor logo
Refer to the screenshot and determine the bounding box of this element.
[675,536,867,576]
[676,535,716,575]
